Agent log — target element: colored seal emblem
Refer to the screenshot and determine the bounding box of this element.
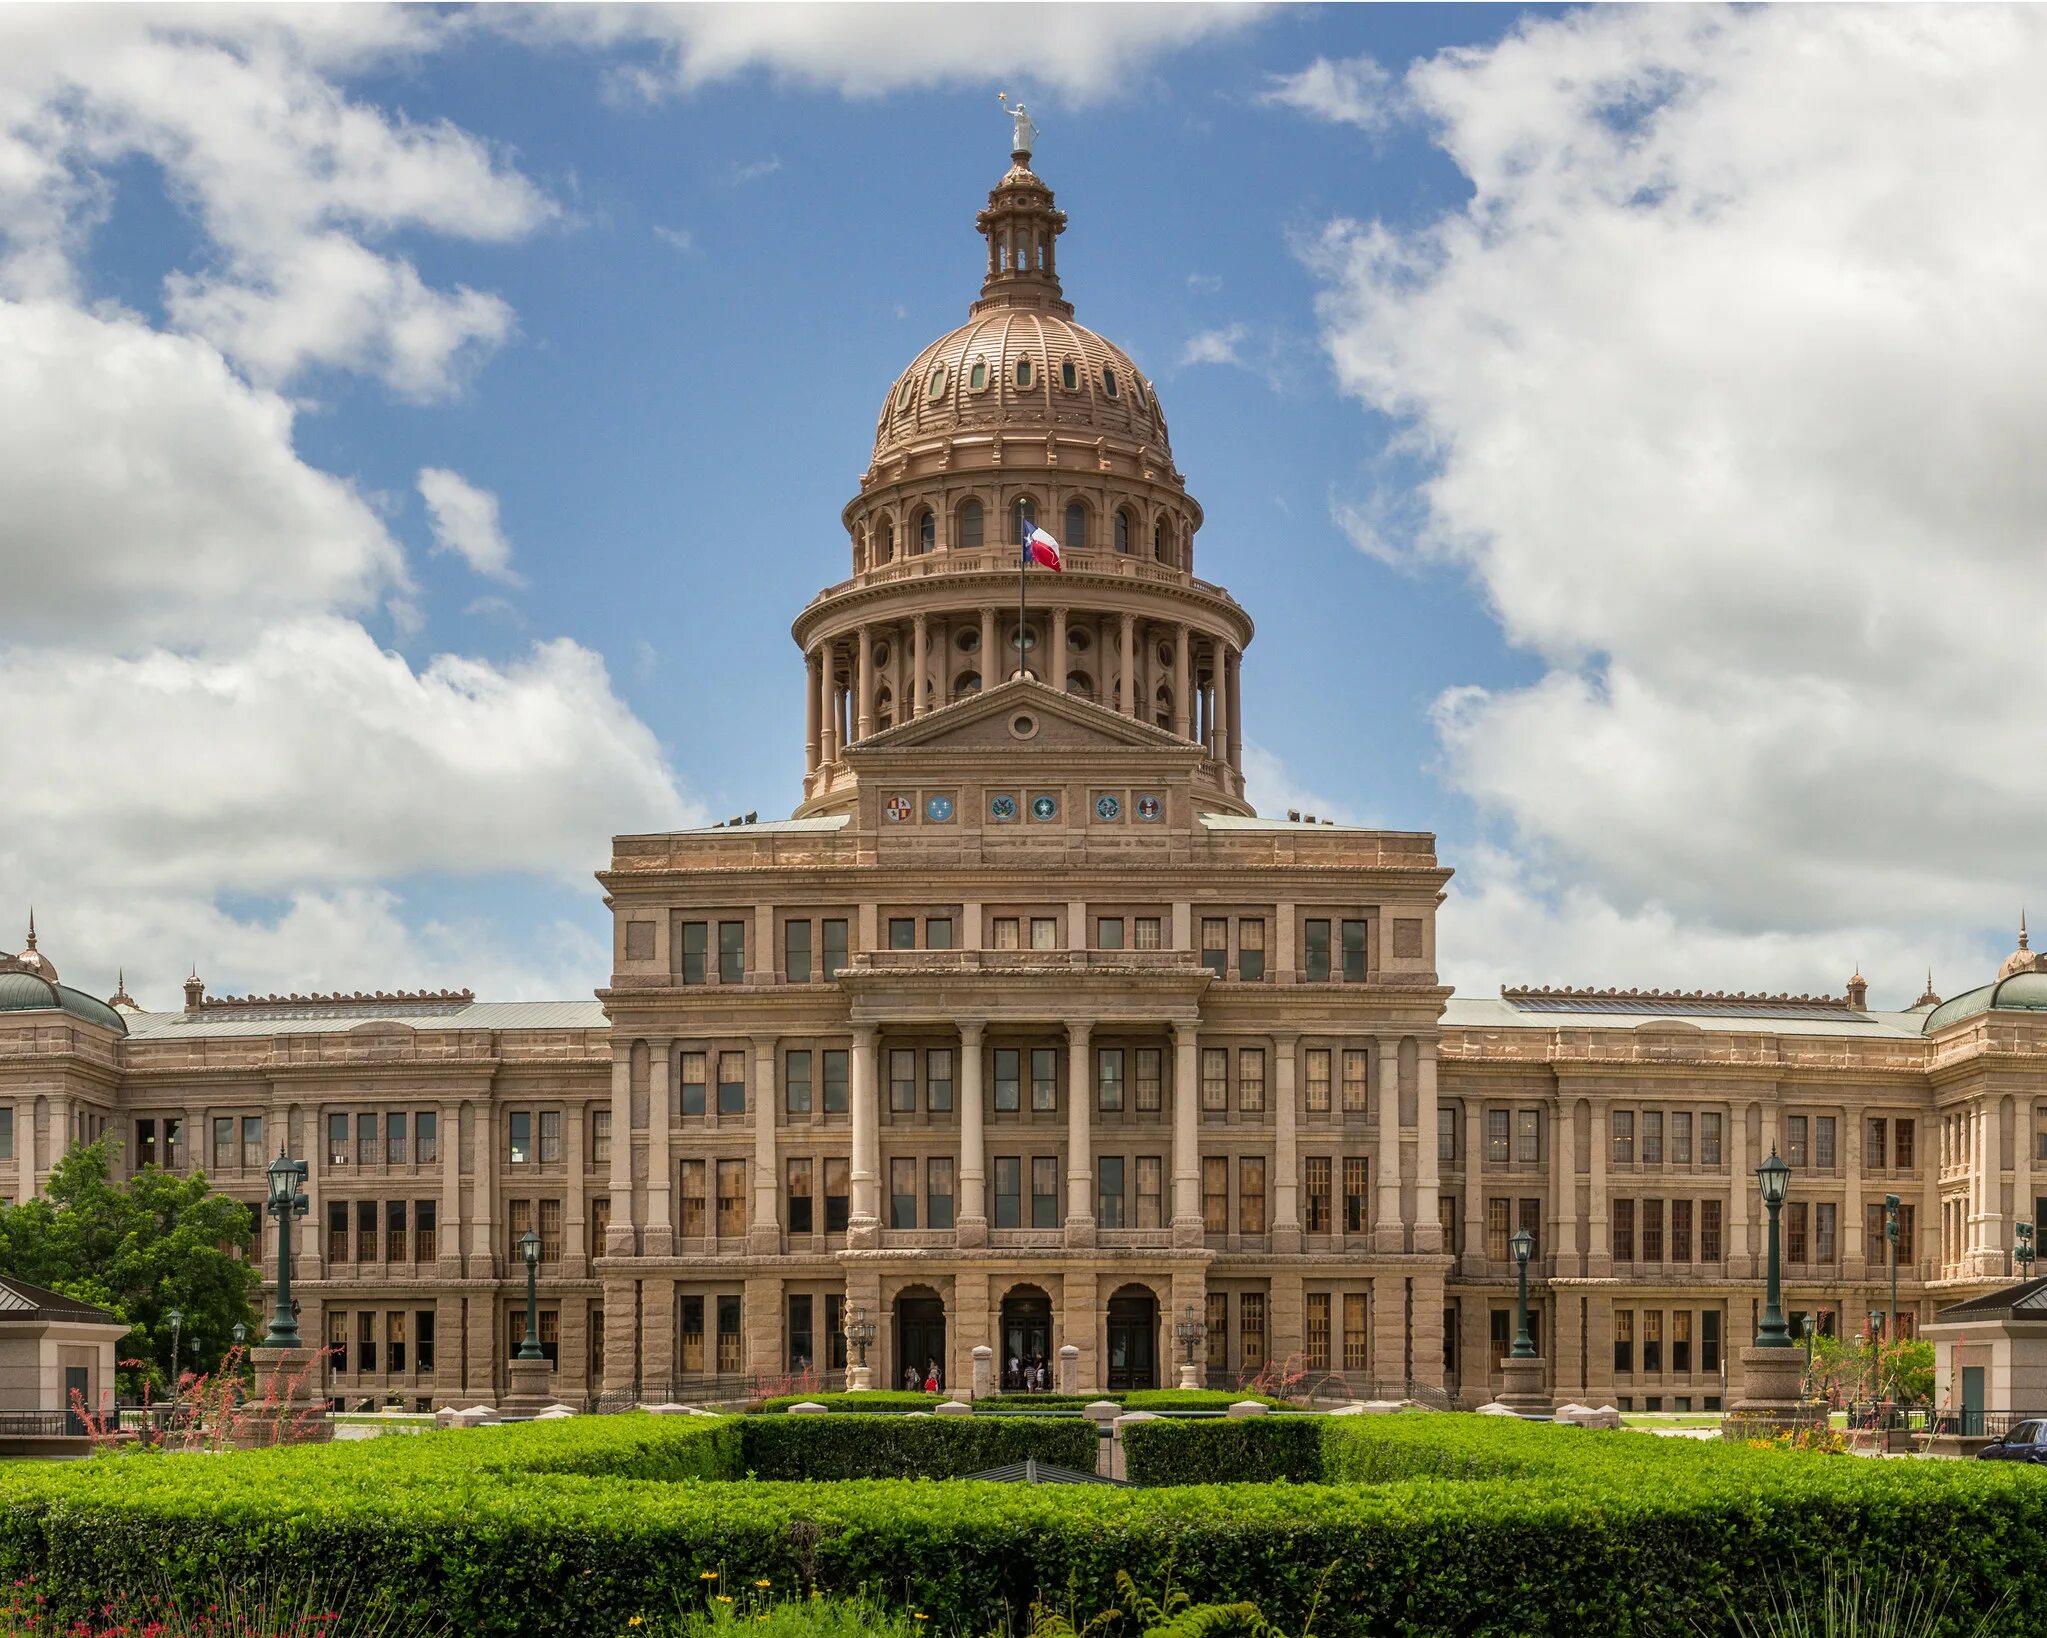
[925,794,955,822]
[1095,794,1122,821]
[1136,795,1163,822]
[990,794,1018,821]
[884,794,913,823]
[1030,794,1058,821]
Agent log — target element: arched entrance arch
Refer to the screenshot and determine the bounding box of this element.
[1106,1283,1161,1391]
[1000,1283,1054,1391]
[893,1284,946,1392]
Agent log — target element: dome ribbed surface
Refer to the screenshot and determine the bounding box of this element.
[0,970,127,1034]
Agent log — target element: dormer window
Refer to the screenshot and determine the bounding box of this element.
[1061,360,1078,391]
[1102,366,1118,398]
[1133,378,1148,410]
[927,365,947,400]
[895,379,914,413]
[1015,357,1033,389]
[969,360,988,392]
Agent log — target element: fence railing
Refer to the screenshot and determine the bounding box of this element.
[0,1410,78,1437]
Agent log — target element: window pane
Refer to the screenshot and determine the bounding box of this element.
[785,1049,813,1115]
[1031,1048,1057,1111]
[823,1051,848,1113]
[926,1049,953,1112]
[1305,919,1331,982]
[1098,1048,1125,1111]
[994,1049,1020,1112]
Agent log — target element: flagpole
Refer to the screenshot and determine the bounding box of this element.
[1017,524,1028,681]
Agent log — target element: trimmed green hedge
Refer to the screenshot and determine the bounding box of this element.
[2,1412,2045,1637]
[738,1414,1095,1479]
[1120,1416,1325,1485]
[747,1388,1280,1415]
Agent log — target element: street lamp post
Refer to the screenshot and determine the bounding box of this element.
[260,1152,309,1348]
[1800,1313,1815,1399]
[1755,1150,1793,1347]
[1173,1304,1205,1389]
[2017,1220,2036,1281]
[1509,1227,1538,1359]
[166,1307,184,1412]
[1867,1309,1883,1405]
[515,1228,545,1360]
[1884,1193,1901,1346]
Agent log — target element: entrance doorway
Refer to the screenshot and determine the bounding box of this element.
[895,1289,946,1392]
[1962,1364,1986,1437]
[62,1366,88,1436]
[1000,1286,1054,1390]
[1106,1286,1159,1391]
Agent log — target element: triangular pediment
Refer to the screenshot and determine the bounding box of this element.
[850,677,1197,755]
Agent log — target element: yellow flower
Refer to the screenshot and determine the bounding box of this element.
[753,1579,771,1589]
[628,1619,643,1630]
[715,1595,733,1605]
[914,1616,928,1624]
[700,1572,719,1582]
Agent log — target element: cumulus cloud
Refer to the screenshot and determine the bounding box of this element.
[1180,324,1247,368]
[1260,54,1397,131]
[1306,5,2047,999]
[419,467,519,583]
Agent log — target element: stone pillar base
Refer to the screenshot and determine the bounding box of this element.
[956,1215,989,1250]
[1057,1344,1080,1395]
[846,1364,873,1391]
[244,1346,332,1443]
[971,1345,994,1398]
[1497,1355,1550,1415]
[500,1356,555,1417]
[1721,1345,1823,1439]
[1177,1360,1202,1390]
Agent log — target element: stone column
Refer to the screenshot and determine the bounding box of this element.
[1213,643,1232,770]
[640,1278,675,1403]
[856,624,875,741]
[15,1099,35,1202]
[1050,607,1067,687]
[849,1026,880,1247]
[1065,1021,1095,1246]
[980,609,998,683]
[440,1099,463,1276]
[469,1102,497,1280]
[1374,1037,1403,1252]
[958,1021,988,1247]
[1845,1102,1865,1282]
[1225,648,1243,777]
[1729,1103,1752,1270]
[1414,1041,1443,1253]
[818,646,839,769]
[805,649,822,779]
[564,1103,588,1280]
[1172,1021,1202,1246]
[750,1035,781,1252]
[1463,1097,1484,1273]
[1981,1101,2005,1274]
[1587,1098,1611,1277]
[644,1041,674,1256]
[1119,612,1136,719]
[1173,624,1191,740]
[1271,1033,1301,1253]
[606,1049,635,1255]
[912,614,929,719]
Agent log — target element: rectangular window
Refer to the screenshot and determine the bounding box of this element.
[1342,1050,1369,1113]
[416,1111,437,1165]
[1097,916,1125,950]
[1785,1115,1809,1167]
[1516,1109,1541,1164]
[213,1116,235,1170]
[359,1311,376,1375]
[1029,917,1057,950]
[1203,1156,1229,1232]
[785,919,812,983]
[1816,1201,1837,1263]
[1238,918,1266,982]
[1614,1309,1634,1375]
[1613,1197,1636,1262]
[788,1294,814,1374]
[994,1049,1021,1112]
[1489,1309,1511,1367]
[1815,1115,1836,1171]
[1786,1201,1809,1263]
[679,1051,708,1117]
[1343,1157,1369,1234]
[328,1311,349,1374]
[508,1111,532,1165]
[718,921,745,983]
[826,1294,845,1371]
[1306,1292,1331,1371]
[1670,1198,1693,1262]
[1641,1198,1664,1262]
[1702,1311,1721,1374]
[1098,1155,1126,1229]
[1305,1156,1332,1233]
[591,1195,611,1256]
[1201,918,1229,978]
[132,1118,157,1169]
[1867,1116,1888,1170]
[539,1197,563,1262]
[1135,1048,1163,1112]
[1487,1109,1510,1164]
[679,1161,706,1238]
[417,1309,436,1373]
[1134,916,1162,950]
[926,1157,954,1230]
[1701,1198,1723,1262]
[1895,1119,1915,1169]
[1030,1048,1057,1112]
[242,1114,264,1161]
[1237,1157,1266,1233]
[506,1198,532,1265]
[1306,1049,1332,1113]
[993,917,1021,950]
[787,1158,813,1233]
[824,1158,849,1233]
[1344,1294,1369,1371]
[994,1156,1022,1229]
[890,1048,917,1114]
[1440,1194,1459,1254]
[785,1050,813,1115]
[1611,1110,1635,1165]
[716,1160,746,1236]
[1701,1112,1723,1166]
[416,1199,437,1263]
[888,916,916,950]
[822,918,848,978]
[823,1050,848,1114]
[357,1113,378,1168]
[1643,1310,1663,1374]
[326,1200,347,1262]
[1098,1048,1125,1112]
[1240,1293,1267,1371]
[1030,1156,1059,1228]
[1486,1197,1510,1261]
[1304,918,1331,982]
[1341,919,1368,982]
[387,1199,408,1262]
[387,1112,408,1166]
[679,1297,705,1375]
[1673,1310,1692,1374]
[678,921,707,985]
[1136,1156,1163,1229]
[1517,1196,1541,1255]
[539,1110,563,1164]
[926,1048,953,1112]
[1206,1292,1229,1371]
[1237,1048,1266,1113]
[357,1198,378,1262]
[1670,1112,1692,1165]
[889,1157,917,1229]
[1201,1048,1228,1111]
[717,1295,742,1373]
[927,916,954,950]
[1642,1111,1663,1166]
[717,1051,746,1118]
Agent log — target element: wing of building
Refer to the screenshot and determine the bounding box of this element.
[2,134,2039,1413]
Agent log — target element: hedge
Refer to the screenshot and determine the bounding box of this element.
[738,1414,1095,1479]
[2,1412,2045,1637]
[1120,1416,1326,1485]
[747,1388,1281,1415]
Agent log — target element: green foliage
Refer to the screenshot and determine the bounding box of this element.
[738,1414,1096,1479]
[748,1391,949,1414]
[675,1593,928,1637]
[1120,1417,1326,1485]
[0,1135,260,1389]
[1720,1558,2008,1638]
[1,1410,2045,1637]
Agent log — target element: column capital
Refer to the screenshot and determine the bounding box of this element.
[1171,1018,1203,1047]
[959,1018,988,1045]
[749,1032,781,1052]
[852,1023,879,1049]
[1270,1029,1301,1050]
[1066,1019,1093,1047]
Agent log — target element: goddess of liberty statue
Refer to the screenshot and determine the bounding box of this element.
[997,93,1038,161]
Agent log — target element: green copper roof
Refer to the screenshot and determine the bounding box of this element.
[0,970,127,1034]
[1922,971,2047,1035]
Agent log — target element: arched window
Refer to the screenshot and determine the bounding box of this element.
[853,531,867,573]
[1015,357,1033,390]
[879,519,895,563]
[1114,510,1131,554]
[1013,496,1037,545]
[1066,671,1095,700]
[955,670,982,696]
[1064,502,1088,552]
[1155,684,1173,730]
[1153,521,1166,564]
[969,360,988,392]
[895,379,914,413]
[1133,378,1148,410]
[959,500,984,549]
[1061,359,1078,391]
[918,511,935,554]
[1102,366,1118,398]
[875,687,894,732]
[927,365,947,400]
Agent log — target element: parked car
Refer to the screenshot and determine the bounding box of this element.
[1977,1420,2047,1462]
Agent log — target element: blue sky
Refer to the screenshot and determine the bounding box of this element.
[3,4,2042,1009]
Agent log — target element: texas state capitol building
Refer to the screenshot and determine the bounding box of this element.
[4,130,2044,1414]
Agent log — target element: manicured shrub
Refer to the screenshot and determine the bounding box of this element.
[738,1414,1095,1479]
[747,1391,946,1415]
[1120,1415,1325,1485]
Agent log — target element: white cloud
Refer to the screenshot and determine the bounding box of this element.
[1306,5,2047,993]
[522,3,1263,102]
[725,156,781,187]
[1261,53,1398,131]
[1241,743,1361,829]
[653,224,697,254]
[419,467,519,584]
[1180,323,1247,368]
[1186,272,1224,294]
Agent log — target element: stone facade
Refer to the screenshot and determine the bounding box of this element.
[1,138,2042,1413]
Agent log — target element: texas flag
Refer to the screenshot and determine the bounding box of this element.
[1023,525,1063,571]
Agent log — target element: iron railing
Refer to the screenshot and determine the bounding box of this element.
[0,1410,79,1437]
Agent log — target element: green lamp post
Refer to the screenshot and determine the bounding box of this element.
[261,1152,310,1348]
[1509,1226,1538,1359]
[166,1307,184,1411]
[1866,1308,1883,1404]
[1755,1149,1793,1348]
[1884,1192,1901,1346]
[2017,1220,2036,1280]
[515,1227,545,1361]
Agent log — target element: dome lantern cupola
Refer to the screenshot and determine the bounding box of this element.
[975,100,1070,318]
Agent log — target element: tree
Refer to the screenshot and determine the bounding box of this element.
[0,1136,261,1393]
